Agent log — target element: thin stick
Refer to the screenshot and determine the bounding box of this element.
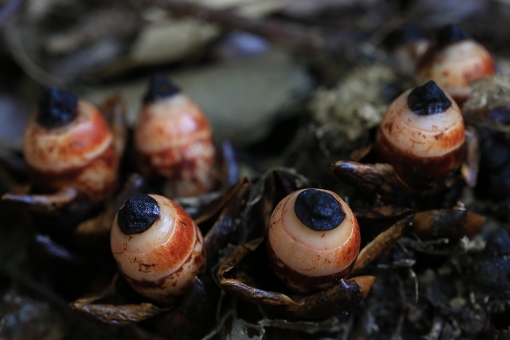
[146,0,326,54]
[3,21,67,87]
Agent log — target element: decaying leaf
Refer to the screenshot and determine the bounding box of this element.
[352,211,414,275]
[180,171,245,224]
[216,234,378,319]
[204,179,251,269]
[331,160,409,199]
[354,205,416,245]
[71,300,164,326]
[70,274,166,325]
[410,204,485,240]
[2,187,78,216]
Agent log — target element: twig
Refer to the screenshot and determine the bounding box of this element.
[409,268,419,303]
[341,312,355,340]
[3,20,67,87]
[424,314,444,340]
[391,312,406,340]
[145,0,326,55]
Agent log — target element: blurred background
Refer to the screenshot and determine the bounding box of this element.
[2,0,510,339]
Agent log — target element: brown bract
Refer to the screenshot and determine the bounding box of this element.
[267,189,360,293]
[217,212,414,320]
[111,194,205,302]
[416,40,495,104]
[216,169,414,320]
[410,203,485,240]
[135,94,216,198]
[374,88,465,190]
[71,177,251,339]
[23,101,118,204]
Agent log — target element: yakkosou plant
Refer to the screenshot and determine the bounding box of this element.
[134,75,217,198]
[415,24,495,104]
[267,188,361,292]
[110,194,205,303]
[23,87,119,205]
[374,80,465,190]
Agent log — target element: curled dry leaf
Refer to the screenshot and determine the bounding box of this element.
[354,205,416,243]
[351,211,414,275]
[177,179,245,224]
[410,204,485,240]
[2,187,78,215]
[69,275,166,326]
[71,299,164,326]
[331,160,409,198]
[287,276,376,319]
[354,205,414,220]
[216,233,380,319]
[204,179,251,270]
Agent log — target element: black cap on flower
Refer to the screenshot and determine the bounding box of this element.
[408,80,452,115]
[294,189,345,231]
[143,75,180,103]
[118,194,161,235]
[37,87,78,128]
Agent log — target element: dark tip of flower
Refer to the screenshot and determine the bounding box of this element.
[143,75,180,103]
[408,80,452,115]
[37,87,78,128]
[294,189,345,231]
[436,24,470,48]
[117,194,160,235]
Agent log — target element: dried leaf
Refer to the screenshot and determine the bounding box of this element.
[70,274,166,326]
[354,205,413,220]
[2,188,78,215]
[411,204,485,240]
[204,179,250,270]
[192,178,248,224]
[71,301,163,326]
[218,237,376,319]
[217,238,299,307]
[288,276,375,319]
[352,211,414,275]
[331,160,409,199]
